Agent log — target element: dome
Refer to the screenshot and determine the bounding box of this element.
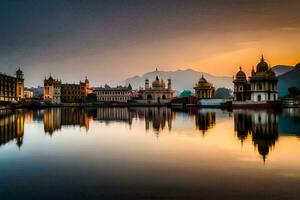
[236,67,246,80]
[256,55,269,72]
[195,75,213,87]
[152,76,162,88]
[16,68,23,74]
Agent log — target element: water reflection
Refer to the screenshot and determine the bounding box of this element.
[234,110,279,161]
[44,108,91,135]
[0,107,300,162]
[0,110,24,148]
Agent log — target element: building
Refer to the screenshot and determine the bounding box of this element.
[24,88,34,99]
[249,56,278,102]
[139,76,174,103]
[61,77,92,103]
[233,67,251,101]
[0,69,24,102]
[94,84,133,102]
[44,75,61,104]
[194,75,215,99]
[233,56,278,103]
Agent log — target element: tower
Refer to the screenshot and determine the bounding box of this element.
[145,79,149,89]
[167,78,172,90]
[16,69,24,100]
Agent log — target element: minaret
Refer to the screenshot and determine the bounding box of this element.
[145,79,149,89]
[167,78,171,90]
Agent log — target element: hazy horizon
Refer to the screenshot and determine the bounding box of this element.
[1,0,300,87]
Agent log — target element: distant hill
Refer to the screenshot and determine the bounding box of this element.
[272,65,294,76]
[278,64,300,97]
[121,69,233,92]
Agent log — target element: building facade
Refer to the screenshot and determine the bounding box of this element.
[24,89,34,99]
[44,75,61,104]
[0,69,24,102]
[233,56,278,102]
[233,67,251,101]
[61,78,91,103]
[194,75,215,99]
[94,84,133,102]
[139,76,174,103]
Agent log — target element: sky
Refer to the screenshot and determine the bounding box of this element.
[0,0,300,87]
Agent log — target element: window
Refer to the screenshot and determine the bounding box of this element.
[257,83,262,90]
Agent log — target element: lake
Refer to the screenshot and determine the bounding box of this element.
[0,107,300,199]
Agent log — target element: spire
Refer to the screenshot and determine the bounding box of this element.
[261,54,264,62]
[239,66,242,71]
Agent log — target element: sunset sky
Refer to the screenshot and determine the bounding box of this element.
[0,0,300,87]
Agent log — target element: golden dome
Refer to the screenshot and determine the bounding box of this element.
[152,76,164,88]
[195,75,213,88]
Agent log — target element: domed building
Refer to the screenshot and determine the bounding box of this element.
[249,56,278,102]
[141,75,174,103]
[233,67,251,101]
[194,75,215,99]
[233,56,278,103]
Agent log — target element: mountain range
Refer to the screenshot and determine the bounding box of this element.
[272,65,294,76]
[121,69,233,92]
[277,64,300,97]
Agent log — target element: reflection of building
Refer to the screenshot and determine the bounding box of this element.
[132,107,174,132]
[0,111,24,148]
[61,77,91,103]
[43,108,90,135]
[194,75,215,99]
[233,56,278,102]
[139,73,174,103]
[43,108,62,134]
[0,69,24,102]
[94,84,133,102]
[44,75,61,104]
[195,110,216,134]
[93,107,135,125]
[234,110,279,161]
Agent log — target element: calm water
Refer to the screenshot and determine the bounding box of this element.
[0,107,300,200]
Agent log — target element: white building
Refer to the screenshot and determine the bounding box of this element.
[233,56,278,103]
[249,56,278,102]
[139,76,174,104]
[24,89,34,98]
[94,84,133,102]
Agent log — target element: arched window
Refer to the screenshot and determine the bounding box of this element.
[147,94,152,100]
[257,95,261,102]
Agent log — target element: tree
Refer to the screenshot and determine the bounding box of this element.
[85,93,97,102]
[179,90,193,97]
[215,88,233,98]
